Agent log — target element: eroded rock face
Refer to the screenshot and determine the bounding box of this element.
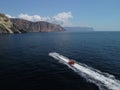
[0,13,21,34]
[0,13,13,33]
[10,19,65,32]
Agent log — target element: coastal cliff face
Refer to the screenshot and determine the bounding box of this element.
[0,14,22,34]
[0,13,65,34]
[10,19,65,32]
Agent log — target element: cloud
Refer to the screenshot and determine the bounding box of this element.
[5,12,73,26]
[5,14,16,18]
[18,14,50,22]
[52,12,73,26]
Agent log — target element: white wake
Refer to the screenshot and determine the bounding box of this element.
[49,52,120,90]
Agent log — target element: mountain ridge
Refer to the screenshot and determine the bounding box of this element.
[0,13,65,34]
[10,18,65,32]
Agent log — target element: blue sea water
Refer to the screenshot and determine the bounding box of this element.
[0,31,120,90]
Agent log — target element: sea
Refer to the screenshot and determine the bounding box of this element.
[0,31,120,90]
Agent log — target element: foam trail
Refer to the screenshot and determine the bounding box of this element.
[49,52,120,90]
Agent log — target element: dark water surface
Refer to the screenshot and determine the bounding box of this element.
[0,32,120,90]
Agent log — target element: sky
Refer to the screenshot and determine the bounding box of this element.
[0,0,120,31]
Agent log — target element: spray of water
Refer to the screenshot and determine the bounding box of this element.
[49,52,120,90]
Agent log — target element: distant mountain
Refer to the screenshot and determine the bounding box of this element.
[64,27,94,32]
[0,13,65,34]
[10,18,65,33]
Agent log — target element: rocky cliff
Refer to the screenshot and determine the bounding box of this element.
[10,19,65,32]
[0,13,65,34]
[0,13,22,34]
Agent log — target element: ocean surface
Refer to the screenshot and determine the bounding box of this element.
[0,31,120,90]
